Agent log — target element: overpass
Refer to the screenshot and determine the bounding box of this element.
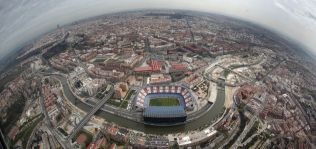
[53,74,226,134]
[215,64,254,82]
[67,89,114,141]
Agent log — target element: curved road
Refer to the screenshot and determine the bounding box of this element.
[55,75,225,134]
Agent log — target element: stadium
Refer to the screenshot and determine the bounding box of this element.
[135,85,195,125]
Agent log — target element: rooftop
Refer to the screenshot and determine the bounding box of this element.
[143,106,186,118]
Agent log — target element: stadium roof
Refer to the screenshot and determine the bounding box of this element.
[143,106,186,118]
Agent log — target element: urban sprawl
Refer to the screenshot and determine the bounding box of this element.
[0,10,316,149]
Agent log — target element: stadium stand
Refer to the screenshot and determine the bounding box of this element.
[135,85,195,125]
[135,85,194,111]
[143,106,187,124]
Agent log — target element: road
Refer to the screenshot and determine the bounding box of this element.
[231,116,257,149]
[26,120,43,149]
[67,89,114,140]
[216,64,254,82]
[204,55,265,87]
[35,72,226,134]
[40,94,71,149]
[258,60,286,82]
[0,129,9,149]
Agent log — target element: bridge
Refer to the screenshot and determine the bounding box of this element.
[67,89,114,140]
[215,64,254,82]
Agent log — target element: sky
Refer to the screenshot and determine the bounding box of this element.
[0,0,316,59]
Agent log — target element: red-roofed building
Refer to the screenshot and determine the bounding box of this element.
[148,74,172,84]
[185,71,193,75]
[134,66,152,72]
[87,137,107,149]
[110,143,117,149]
[76,134,87,145]
[151,60,161,72]
[171,63,187,72]
[134,60,162,73]
[108,127,119,136]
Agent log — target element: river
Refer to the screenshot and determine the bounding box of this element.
[56,75,225,134]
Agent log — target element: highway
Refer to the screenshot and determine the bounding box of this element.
[67,89,114,140]
[49,74,226,134]
[231,116,257,149]
[85,96,141,121]
[215,64,254,82]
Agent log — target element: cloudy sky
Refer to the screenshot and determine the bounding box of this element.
[0,0,316,59]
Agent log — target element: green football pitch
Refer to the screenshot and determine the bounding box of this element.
[149,98,180,106]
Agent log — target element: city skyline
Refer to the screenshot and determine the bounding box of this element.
[0,0,316,60]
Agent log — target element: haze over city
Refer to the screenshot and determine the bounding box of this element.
[1,1,316,149]
[1,0,316,59]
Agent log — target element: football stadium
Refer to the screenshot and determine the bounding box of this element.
[135,85,195,125]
